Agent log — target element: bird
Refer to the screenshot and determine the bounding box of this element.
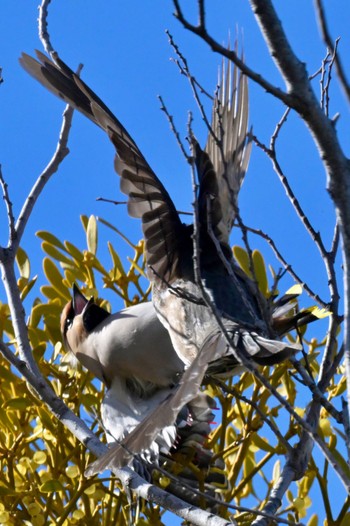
[20,50,309,475]
[61,284,226,506]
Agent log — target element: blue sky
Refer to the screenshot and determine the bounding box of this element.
[1,1,348,304]
[1,1,350,523]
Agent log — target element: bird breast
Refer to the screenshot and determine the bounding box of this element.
[82,302,184,388]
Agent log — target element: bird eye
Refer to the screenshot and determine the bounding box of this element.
[65,317,73,332]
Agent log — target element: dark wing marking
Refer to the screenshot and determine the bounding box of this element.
[20,51,184,283]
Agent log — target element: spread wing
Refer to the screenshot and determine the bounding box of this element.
[195,59,252,247]
[20,51,184,283]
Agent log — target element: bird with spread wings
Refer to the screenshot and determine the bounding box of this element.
[21,50,307,481]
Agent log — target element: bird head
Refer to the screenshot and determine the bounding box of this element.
[60,284,110,355]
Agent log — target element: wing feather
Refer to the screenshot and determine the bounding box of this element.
[20,51,183,282]
[201,58,252,246]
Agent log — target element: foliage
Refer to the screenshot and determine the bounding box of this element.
[0,215,347,525]
[0,217,149,525]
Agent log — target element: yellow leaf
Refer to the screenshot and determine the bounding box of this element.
[0,511,10,522]
[64,241,84,263]
[16,247,30,279]
[4,397,33,410]
[233,246,252,278]
[84,484,96,495]
[319,418,332,437]
[340,513,350,526]
[309,306,331,319]
[0,407,15,431]
[272,460,280,481]
[42,258,70,301]
[285,284,303,296]
[66,465,80,479]
[36,231,66,251]
[251,434,275,453]
[293,496,308,517]
[27,502,41,516]
[252,249,269,296]
[33,451,47,465]
[307,514,318,526]
[72,510,85,520]
[41,242,72,265]
[86,215,98,255]
[108,242,126,278]
[20,276,38,301]
[0,485,16,496]
[40,479,64,493]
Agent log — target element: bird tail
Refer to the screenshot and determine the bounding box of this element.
[155,392,227,513]
[204,325,301,378]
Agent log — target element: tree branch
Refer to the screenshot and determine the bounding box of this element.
[314,0,350,105]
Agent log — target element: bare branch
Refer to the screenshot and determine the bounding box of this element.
[314,0,350,104]
[242,222,328,308]
[172,0,296,107]
[0,165,16,244]
[14,104,73,248]
[38,0,55,55]
[189,142,350,495]
[167,30,214,137]
[158,94,190,161]
[215,378,293,453]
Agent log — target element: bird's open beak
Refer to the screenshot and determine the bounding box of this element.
[72,284,93,315]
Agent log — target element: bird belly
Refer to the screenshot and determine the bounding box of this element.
[101,376,177,460]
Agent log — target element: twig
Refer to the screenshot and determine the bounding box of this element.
[0,165,16,244]
[214,378,292,453]
[166,30,215,139]
[97,196,192,216]
[0,339,106,456]
[241,222,328,308]
[172,0,297,109]
[189,129,350,495]
[323,39,340,117]
[290,357,342,423]
[15,104,74,247]
[314,0,350,105]
[38,0,55,55]
[158,95,190,162]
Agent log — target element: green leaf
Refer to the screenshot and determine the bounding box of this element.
[16,247,30,279]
